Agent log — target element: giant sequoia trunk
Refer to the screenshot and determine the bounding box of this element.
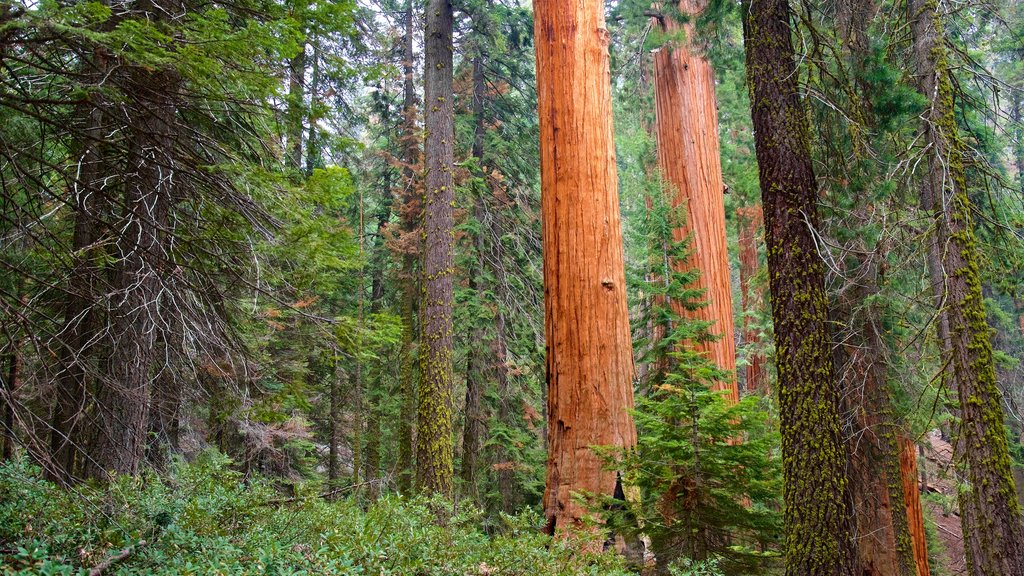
[741,0,857,572]
[533,0,637,537]
[86,58,180,479]
[910,0,1024,572]
[652,0,738,401]
[899,436,932,576]
[416,0,455,496]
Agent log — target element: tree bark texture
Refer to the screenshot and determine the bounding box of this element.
[49,56,108,483]
[396,0,419,494]
[737,204,765,392]
[838,302,916,576]
[741,0,858,572]
[416,0,455,497]
[652,0,738,402]
[86,59,180,480]
[910,0,1024,572]
[533,0,638,536]
[899,436,932,576]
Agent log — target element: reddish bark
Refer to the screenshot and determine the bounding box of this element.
[652,0,737,402]
[900,436,932,576]
[533,0,637,537]
[737,205,765,392]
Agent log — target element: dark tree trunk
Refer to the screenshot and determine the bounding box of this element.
[49,59,109,483]
[2,342,21,460]
[416,0,455,497]
[329,358,341,485]
[910,0,1024,572]
[396,0,419,494]
[85,47,180,480]
[286,6,306,172]
[741,0,857,571]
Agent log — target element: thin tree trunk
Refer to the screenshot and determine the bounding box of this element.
[652,0,738,401]
[910,0,1024,572]
[305,37,321,176]
[460,52,489,500]
[416,0,456,497]
[741,0,857,571]
[2,341,21,460]
[737,204,765,392]
[329,357,341,485]
[396,0,419,494]
[286,10,306,172]
[533,0,637,538]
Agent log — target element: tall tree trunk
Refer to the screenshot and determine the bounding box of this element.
[910,0,1024,572]
[652,0,738,401]
[838,294,917,576]
[741,0,857,571]
[2,340,21,460]
[737,204,765,392]
[900,436,932,576]
[286,6,306,172]
[49,55,109,483]
[416,0,455,497]
[86,57,180,480]
[395,0,420,494]
[328,357,342,485]
[533,0,637,538]
[305,37,322,176]
[460,53,489,500]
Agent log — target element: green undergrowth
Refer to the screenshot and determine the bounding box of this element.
[0,452,630,576]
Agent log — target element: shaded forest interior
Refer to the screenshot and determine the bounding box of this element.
[1,0,1024,574]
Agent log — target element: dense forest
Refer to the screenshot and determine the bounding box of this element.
[1,0,1023,574]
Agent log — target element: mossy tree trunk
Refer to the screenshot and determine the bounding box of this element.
[416,0,455,497]
[533,0,637,538]
[910,0,1024,572]
[741,0,858,571]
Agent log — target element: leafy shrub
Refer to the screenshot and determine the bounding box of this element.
[0,452,631,575]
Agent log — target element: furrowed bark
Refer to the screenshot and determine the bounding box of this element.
[900,436,932,576]
[533,0,637,538]
[652,0,738,401]
[86,56,180,480]
[910,0,1024,572]
[396,0,419,493]
[416,0,456,497]
[737,205,765,392]
[741,0,858,571]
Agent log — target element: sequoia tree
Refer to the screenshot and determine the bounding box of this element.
[652,0,737,402]
[533,0,637,536]
[416,0,455,496]
[741,0,857,572]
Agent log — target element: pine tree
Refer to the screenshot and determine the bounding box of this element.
[741,0,858,571]
[416,0,456,497]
